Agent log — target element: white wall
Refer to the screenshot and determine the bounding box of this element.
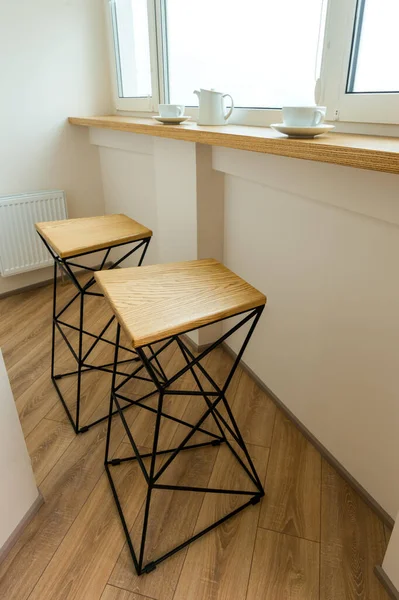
[93,129,160,265]
[90,130,224,346]
[87,129,399,519]
[0,0,112,294]
[383,512,399,590]
[91,129,200,268]
[0,350,39,550]
[215,147,399,519]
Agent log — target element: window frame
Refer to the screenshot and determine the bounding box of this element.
[105,0,160,112]
[105,0,399,126]
[319,0,399,124]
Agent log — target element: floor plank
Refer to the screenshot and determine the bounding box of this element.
[25,418,75,485]
[0,280,73,371]
[5,336,59,401]
[0,284,391,600]
[109,435,218,600]
[0,420,125,600]
[320,460,389,600]
[1,311,51,372]
[45,352,118,427]
[0,284,55,347]
[173,444,269,600]
[28,444,150,600]
[229,369,276,447]
[259,410,321,542]
[246,528,320,600]
[101,585,155,600]
[384,524,392,545]
[15,369,62,436]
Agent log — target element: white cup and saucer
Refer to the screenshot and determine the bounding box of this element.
[271,106,334,138]
[153,104,191,125]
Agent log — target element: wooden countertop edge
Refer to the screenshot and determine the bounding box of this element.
[68,116,399,175]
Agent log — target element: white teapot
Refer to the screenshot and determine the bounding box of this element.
[193,88,234,125]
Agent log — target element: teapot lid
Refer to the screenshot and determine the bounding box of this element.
[200,87,223,94]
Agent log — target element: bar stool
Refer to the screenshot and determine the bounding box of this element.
[95,258,266,575]
[35,214,154,434]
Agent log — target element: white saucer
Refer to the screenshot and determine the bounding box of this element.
[271,123,335,138]
[152,115,191,125]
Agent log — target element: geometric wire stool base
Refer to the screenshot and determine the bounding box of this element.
[37,234,160,434]
[105,305,265,575]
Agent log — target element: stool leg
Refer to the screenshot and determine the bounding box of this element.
[138,388,164,573]
[74,291,85,433]
[137,238,151,267]
[50,260,58,381]
[104,323,142,575]
[104,323,121,465]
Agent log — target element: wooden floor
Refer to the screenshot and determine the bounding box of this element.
[0,278,391,600]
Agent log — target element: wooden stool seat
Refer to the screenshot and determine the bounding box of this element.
[95,258,266,348]
[35,213,152,258]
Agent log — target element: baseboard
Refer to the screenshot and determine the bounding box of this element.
[0,261,114,299]
[375,566,399,599]
[0,489,44,565]
[222,343,395,530]
[0,276,54,298]
[181,334,213,354]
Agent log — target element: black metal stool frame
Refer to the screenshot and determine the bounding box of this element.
[104,304,265,575]
[38,234,165,434]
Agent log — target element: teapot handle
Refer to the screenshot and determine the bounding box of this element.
[222,94,234,121]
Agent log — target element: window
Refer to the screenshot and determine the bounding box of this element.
[106,0,399,124]
[347,0,399,94]
[319,0,399,123]
[166,0,326,109]
[112,0,152,98]
[107,0,159,111]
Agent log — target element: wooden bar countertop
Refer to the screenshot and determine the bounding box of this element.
[69,115,399,175]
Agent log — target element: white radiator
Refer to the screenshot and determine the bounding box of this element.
[0,190,67,277]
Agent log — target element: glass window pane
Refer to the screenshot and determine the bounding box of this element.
[166,0,326,108]
[112,0,152,98]
[349,0,399,93]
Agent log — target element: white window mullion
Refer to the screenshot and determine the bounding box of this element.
[104,0,159,112]
[147,0,161,112]
[154,0,169,105]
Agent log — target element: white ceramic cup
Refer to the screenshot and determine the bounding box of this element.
[282,106,326,127]
[159,104,185,118]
